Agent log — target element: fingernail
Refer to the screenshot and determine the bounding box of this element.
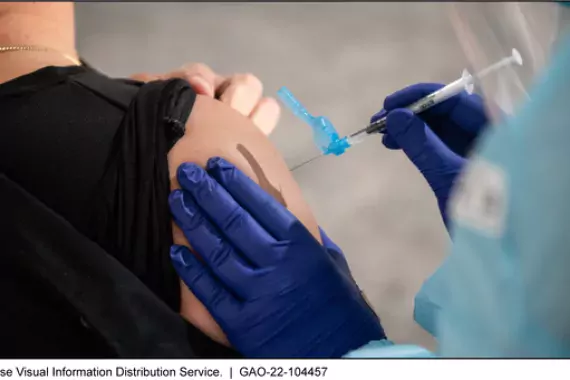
[206,157,231,171]
[206,157,222,170]
[169,190,197,225]
[178,163,204,185]
[170,245,191,267]
[188,75,214,97]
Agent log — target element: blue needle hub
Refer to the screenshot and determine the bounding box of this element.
[277,87,349,156]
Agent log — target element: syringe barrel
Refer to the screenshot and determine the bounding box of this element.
[350,72,473,139]
[347,50,518,144]
[364,75,472,135]
[408,75,472,114]
[366,117,387,133]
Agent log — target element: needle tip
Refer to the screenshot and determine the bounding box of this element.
[289,154,324,172]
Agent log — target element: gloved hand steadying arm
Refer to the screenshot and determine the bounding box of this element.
[373,83,488,226]
[169,158,385,358]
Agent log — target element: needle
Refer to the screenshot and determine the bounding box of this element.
[289,154,324,172]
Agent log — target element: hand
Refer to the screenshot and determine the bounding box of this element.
[169,158,385,358]
[131,63,280,136]
[373,83,488,225]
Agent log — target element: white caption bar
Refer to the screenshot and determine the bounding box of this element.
[0,359,568,380]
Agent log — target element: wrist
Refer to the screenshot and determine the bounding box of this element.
[422,155,465,229]
[423,152,465,197]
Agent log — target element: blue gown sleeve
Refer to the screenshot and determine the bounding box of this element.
[413,256,454,339]
[343,340,435,358]
[433,33,570,357]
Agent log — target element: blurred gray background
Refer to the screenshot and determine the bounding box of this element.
[76,3,467,351]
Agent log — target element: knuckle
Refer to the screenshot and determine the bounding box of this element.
[189,266,207,286]
[193,177,215,202]
[182,211,205,232]
[221,206,245,232]
[239,73,263,91]
[287,220,309,239]
[208,284,226,306]
[219,163,239,185]
[181,62,214,78]
[210,242,232,268]
[260,96,281,113]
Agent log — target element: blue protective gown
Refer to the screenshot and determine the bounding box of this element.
[346,30,570,358]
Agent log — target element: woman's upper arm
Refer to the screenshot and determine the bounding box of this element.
[166,90,380,353]
[167,94,321,346]
[168,94,320,242]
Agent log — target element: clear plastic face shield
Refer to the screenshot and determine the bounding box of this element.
[448,2,567,123]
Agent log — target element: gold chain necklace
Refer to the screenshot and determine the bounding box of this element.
[0,45,81,66]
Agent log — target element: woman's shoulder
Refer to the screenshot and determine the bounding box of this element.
[0,65,87,96]
[0,64,146,230]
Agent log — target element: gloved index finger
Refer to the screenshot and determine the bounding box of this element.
[169,189,263,299]
[384,83,459,115]
[205,157,299,242]
[176,162,277,268]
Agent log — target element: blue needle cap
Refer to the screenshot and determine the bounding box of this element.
[277,86,349,156]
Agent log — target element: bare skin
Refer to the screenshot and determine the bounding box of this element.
[0,2,321,348]
[0,2,281,137]
[0,3,79,83]
[132,64,281,136]
[169,95,321,345]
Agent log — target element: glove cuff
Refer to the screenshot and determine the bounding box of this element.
[343,339,394,358]
[343,340,436,358]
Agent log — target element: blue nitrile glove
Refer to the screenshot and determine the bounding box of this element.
[319,227,352,279]
[372,83,488,226]
[319,227,375,310]
[169,157,385,358]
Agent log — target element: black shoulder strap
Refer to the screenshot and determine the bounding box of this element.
[69,69,142,110]
[0,174,196,358]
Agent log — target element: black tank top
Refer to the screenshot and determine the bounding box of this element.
[0,65,239,358]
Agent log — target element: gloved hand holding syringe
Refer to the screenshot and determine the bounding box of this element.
[279,48,522,171]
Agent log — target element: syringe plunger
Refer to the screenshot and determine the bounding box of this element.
[348,48,523,143]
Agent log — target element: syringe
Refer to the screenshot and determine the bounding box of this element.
[345,48,522,145]
[278,48,522,171]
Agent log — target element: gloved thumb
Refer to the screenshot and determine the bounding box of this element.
[386,108,464,185]
[382,134,400,150]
